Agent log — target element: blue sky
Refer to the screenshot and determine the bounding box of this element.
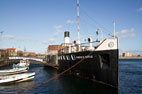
[0,0,142,55]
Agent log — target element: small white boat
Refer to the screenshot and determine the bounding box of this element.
[0,67,28,76]
[0,72,35,84]
[12,59,30,69]
[17,59,30,67]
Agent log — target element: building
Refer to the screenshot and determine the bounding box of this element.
[122,52,132,57]
[7,48,17,56]
[17,50,23,56]
[137,54,142,57]
[23,52,36,57]
[45,45,63,67]
[47,45,65,55]
[36,54,45,58]
[0,49,7,58]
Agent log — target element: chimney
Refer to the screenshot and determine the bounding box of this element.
[64,31,70,43]
[88,37,94,51]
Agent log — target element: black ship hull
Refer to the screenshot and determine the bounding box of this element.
[58,49,118,88]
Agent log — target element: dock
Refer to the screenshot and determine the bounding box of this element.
[119,56,142,59]
[0,58,18,67]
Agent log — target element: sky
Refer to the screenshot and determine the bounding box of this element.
[0,0,142,55]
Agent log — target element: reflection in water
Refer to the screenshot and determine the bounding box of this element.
[1,60,142,94]
[0,81,34,94]
[119,59,142,94]
[58,74,118,94]
[0,64,118,94]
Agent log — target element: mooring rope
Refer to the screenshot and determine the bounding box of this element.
[17,48,118,94]
[16,51,93,94]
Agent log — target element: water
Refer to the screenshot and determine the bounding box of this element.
[119,59,142,94]
[0,60,142,94]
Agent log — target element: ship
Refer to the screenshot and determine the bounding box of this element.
[58,31,118,88]
[46,0,118,88]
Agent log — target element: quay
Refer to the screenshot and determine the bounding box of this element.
[0,58,19,67]
[119,56,142,59]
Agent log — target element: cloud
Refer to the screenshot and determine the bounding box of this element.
[116,28,136,39]
[3,34,38,42]
[3,34,15,39]
[15,37,32,41]
[53,24,64,37]
[119,33,136,39]
[116,29,128,35]
[136,7,142,12]
[130,28,135,32]
[53,30,63,37]
[42,38,56,44]
[66,20,74,24]
[54,25,62,29]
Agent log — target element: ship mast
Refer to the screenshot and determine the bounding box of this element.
[77,0,80,50]
[113,21,116,38]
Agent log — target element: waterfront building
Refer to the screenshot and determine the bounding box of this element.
[23,52,36,57]
[17,50,23,56]
[122,52,132,57]
[47,45,65,55]
[45,45,65,67]
[137,54,142,57]
[0,49,7,58]
[7,48,17,56]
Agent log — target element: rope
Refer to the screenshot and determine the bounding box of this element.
[16,51,93,94]
[79,7,113,35]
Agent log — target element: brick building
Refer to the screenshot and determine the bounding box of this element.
[47,45,65,55]
[23,52,36,57]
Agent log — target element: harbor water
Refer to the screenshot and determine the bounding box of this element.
[0,59,142,94]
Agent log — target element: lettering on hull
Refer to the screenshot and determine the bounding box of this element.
[58,55,93,60]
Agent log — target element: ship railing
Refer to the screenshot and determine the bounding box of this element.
[58,39,105,54]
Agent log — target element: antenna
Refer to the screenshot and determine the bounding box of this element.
[77,0,80,45]
[96,29,99,42]
[97,28,103,41]
[24,46,26,52]
[113,21,116,38]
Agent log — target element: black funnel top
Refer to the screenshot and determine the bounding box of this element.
[64,31,69,37]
